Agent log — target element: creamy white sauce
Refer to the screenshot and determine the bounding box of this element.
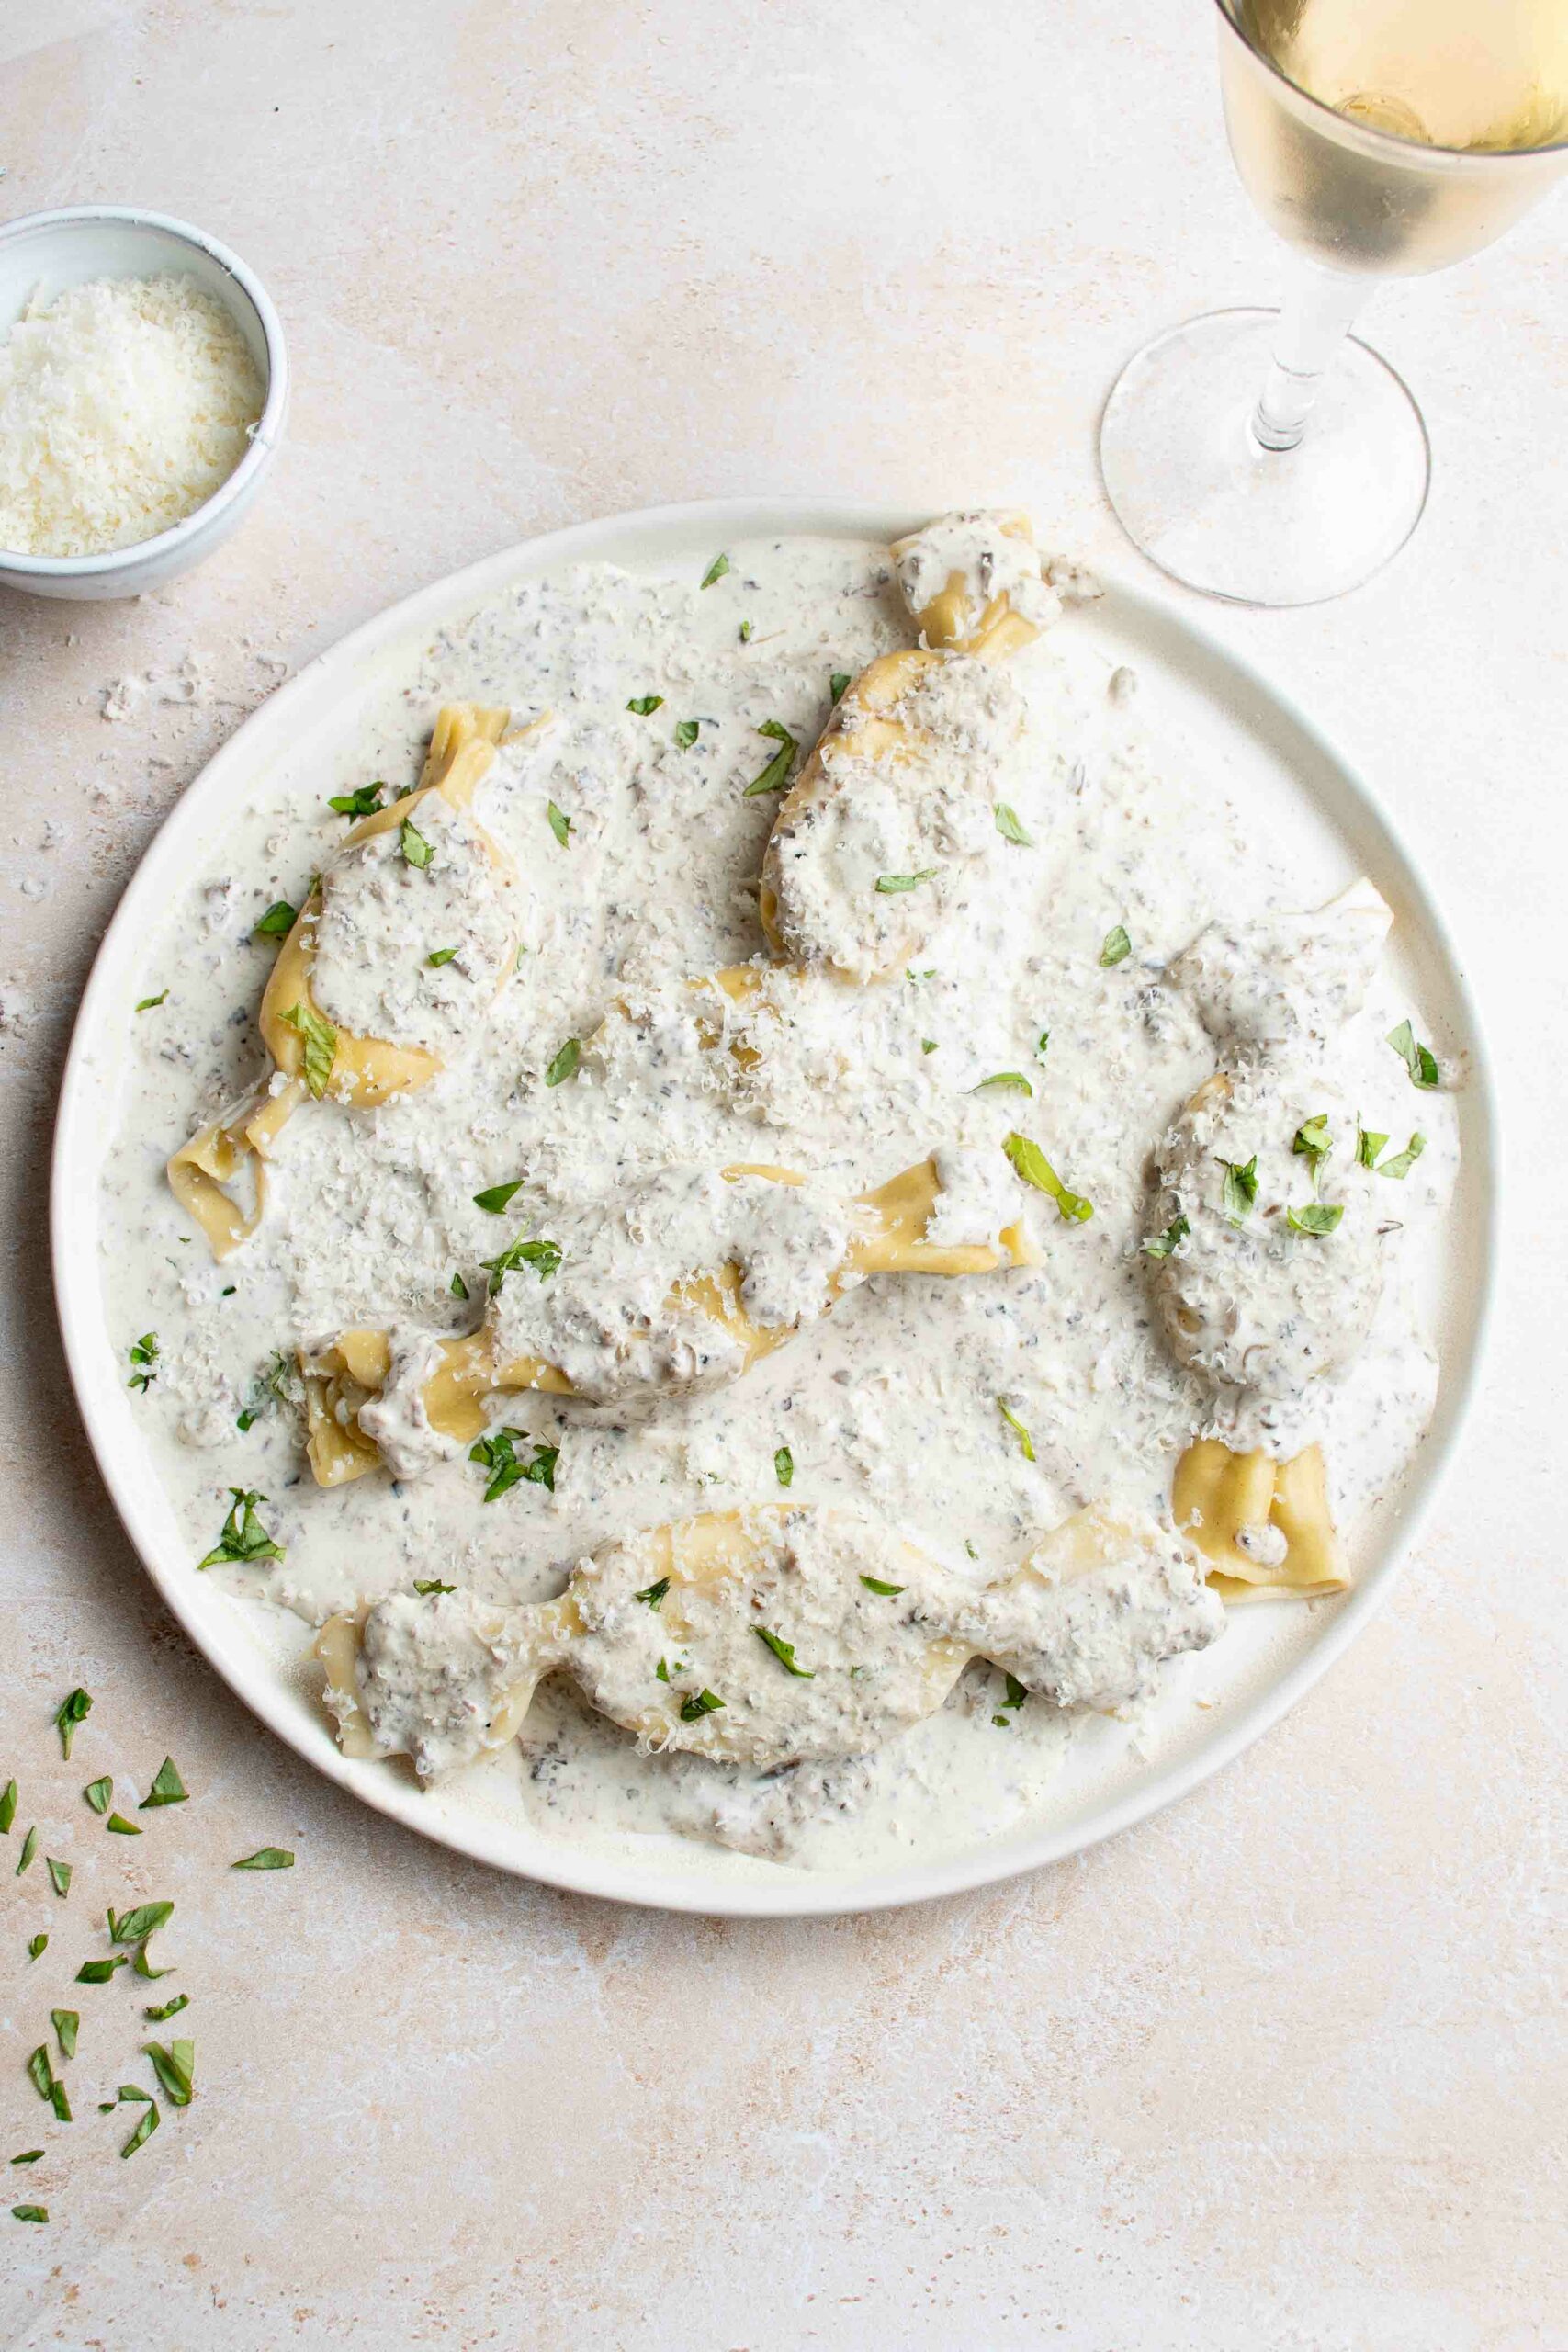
[100,532,1459,1874]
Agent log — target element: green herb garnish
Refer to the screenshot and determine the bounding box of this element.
[144,2040,194,2109]
[46,1858,70,1898]
[140,1758,187,1810]
[231,1848,294,1871]
[743,718,798,797]
[859,1574,905,1596]
[1376,1132,1427,1180]
[134,992,167,1012]
[82,1778,112,1815]
[875,869,937,894]
[547,800,572,847]
[253,900,297,939]
[413,1580,455,1597]
[545,1036,581,1086]
[53,1689,93,1760]
[279,1001,337,1098]
[427,945,458,967]
[400,816,433,869]
[739,621,753,643]
[0,1781,13,1833]
[1292,1114,1333,1181]
[1219,1155,1258,1224]
[1100,924,1132,967]
[774,1445,794,1487]
[1387,1019,1439,1089]
[450,1271,468,1299]
[1287,1202,1344,1237]
[1143,1213,1190,1259]
[754,1628,814,1679]
[120,2103,159,2158]
[635,1577,671,1611]
[127,1332,160,1390]
[26,2049,51,2100]
[11,2204,48,2222]
[1356,1125,1389,1169]
[921,1039,938,1054]
[994,802,1032,845]
[829,671,852,703]
[679,1689,725,1721]
[479,1233,561,1293]
[9,2154,42,2166]
[197,1488,283,1569]
[473,1178,524,1215]
[970,1071,1032,1096]
[27,1935,47,1962]
[75,1958,126,1984]
[674,719,699,750]
[17,1826,38,1874]
[699,553,729,589]
[144,1994,189,2022]
[468,1429,558,1502]
[1002,1130,1093,1223]
[110,1902,174,1946]
[51,2013,77,2061]
[106,1815,141,1837]
[327,783,384,818]
[626,695,664,715]
[998,1399,1035,1462]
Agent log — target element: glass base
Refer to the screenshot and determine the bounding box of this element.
[1099,308,1430,607]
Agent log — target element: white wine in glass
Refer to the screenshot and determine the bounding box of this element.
[1100,0,1568,606]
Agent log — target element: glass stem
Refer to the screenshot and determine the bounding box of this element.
[1252,264,1377,452]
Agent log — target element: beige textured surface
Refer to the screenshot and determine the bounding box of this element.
[1,3,1563,2346]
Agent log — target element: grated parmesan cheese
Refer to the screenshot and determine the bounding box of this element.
[0,272,264,558]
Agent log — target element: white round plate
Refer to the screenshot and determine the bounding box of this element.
[51,499,1496,1917]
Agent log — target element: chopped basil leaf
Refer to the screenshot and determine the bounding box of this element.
[143,2040,194,2108]
[773,1445,794,1487]
[11,2204,48,2222]
[859,1574,906,1597]
[327,783,383,818]
[134,992,167,1012]
[1036,1030,1050,1057]
[120,2103,160,2158]
[231,1848,294,1871]
[132,1939,173,1982]
[450,1271,468,1299]
[54,1688,93,1760]
[739,621,753,643]
[635,1577,671,1610]
[1292,1114,1333,1180]
[414,1580,455,1597]
[678,1689,725,1722]
[743,720,798,797]
[46,1857,71,1898]
[468,1428,558,1502]
[83,1779,112,1815]
[998,1399,1035,1462]
[1356,1125,1389,1169]
[547,800,572,846]
[473,1178,524,1215]
[829,671,852,703]
[545,1036,581,1086]
[235,1407,258,1431]
[17,1826,37,1873]
[1376,1132,1427,1181]
[253,900,297,939]
[674,719,699,750]
[117,2085,152,2104]
[127,1332,160,1390]
[197,1487,284,1569]
[1002,1673,1029,1711]
[1287,1201,1344,1237]
[754,1627,814,1679]
[1387,1019,1439,1089]
[26,2049,51,2100]
[626,695,664,715]
[964,1539,978,1560]
[106,1814,141,1837]
[907,967,936,981]
[1100,924,1132,967]
[1003,1130,1093,1222]
[1143,1212,1190,1259]
[9,2154,43,2167]
[875,869,937,895]
[970,1071,1032,1096]
[655,1658,670,1683]
[144,1993,189,2022]
[1219,1155,1258,1224]
[399,816,433,868]
[75,1958,126,1984]
[140,1758,187,1810]
[699,552,729,589]
[0,1781,15,1833]
[27,1935,47,1962]
[51,2013,77,2061]
[427,945,458,967]
[110,1901,174,1946]
[279,1000,337,1098]
[994,802,1032,845]
[921,1039,938,1054]
[479,1233,561,1293]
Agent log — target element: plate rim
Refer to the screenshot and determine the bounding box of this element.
[49,494,1499,1918]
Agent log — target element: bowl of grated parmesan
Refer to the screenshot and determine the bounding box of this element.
[0,204,288,600]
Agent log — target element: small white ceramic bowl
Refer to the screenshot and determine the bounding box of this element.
[0,205,288,601]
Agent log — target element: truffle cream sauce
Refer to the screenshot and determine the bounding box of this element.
[98,535,1458,1871]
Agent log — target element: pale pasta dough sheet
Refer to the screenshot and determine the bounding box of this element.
[98,534,1457,1871]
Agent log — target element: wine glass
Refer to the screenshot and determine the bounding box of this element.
[1099,0,1568,606]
